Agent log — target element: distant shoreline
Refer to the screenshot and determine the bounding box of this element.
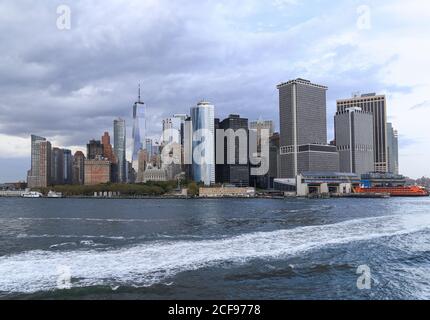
[1,194,406,200]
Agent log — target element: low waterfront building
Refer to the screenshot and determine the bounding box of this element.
[199,186,256,198]
[361,172,406,187]
[274,172,361,197]
[143,167,167,183]
[0,182,27,191]
[84,158,111,185]
[0,190,26,197]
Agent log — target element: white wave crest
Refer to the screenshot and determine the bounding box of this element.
[1,213,430,295]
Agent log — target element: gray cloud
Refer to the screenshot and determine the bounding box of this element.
[0,0,427,180]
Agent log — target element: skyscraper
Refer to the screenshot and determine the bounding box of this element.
[102,131,118,182]
[335,107,374,175]
[27,135,52,188]
[162,117,181,145]
[278,78,339,178]
[216,114,250,187]
[63,149,73,184]
[269,133,280,182]
[102,132,116,163]
[136,149,149,183]
[190,101,215,186]
[162,118,173,145]
[87,140,104,160]
[249,119,274,145]
[114,118,126,183]
[337,93,388,173]
[132,85,145,172]
[174,114,188,147]
[387,122,399,174]
[51,147,64,185]
[249,119,275,163]
[145,138,153,158]
[72,151,85,185]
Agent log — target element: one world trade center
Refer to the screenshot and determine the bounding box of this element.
[132,85,145,173]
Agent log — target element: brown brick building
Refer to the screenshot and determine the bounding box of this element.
[84,159,111,185]
[102,132,117,164]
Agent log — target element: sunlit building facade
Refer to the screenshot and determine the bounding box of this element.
[190,101,215,186]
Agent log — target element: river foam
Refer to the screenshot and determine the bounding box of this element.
[1,212,429,295]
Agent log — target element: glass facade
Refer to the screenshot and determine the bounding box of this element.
[114,118,126,183]
[132,102,145,172]
[191,101,215,186]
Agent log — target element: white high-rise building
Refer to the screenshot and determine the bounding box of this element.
[190,101,215,186]
[387,122,399,174]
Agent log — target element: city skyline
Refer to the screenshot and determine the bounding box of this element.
[0,81,406,184]
[1,1,429,181]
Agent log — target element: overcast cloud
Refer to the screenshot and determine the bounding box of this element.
[0,0,429,181]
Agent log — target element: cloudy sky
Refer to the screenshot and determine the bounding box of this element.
[0,0,429,182]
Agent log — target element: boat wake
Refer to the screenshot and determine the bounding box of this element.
[0,212,430,295]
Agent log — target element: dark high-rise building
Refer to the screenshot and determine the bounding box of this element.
[51,147,64,185]
[27,135,52,188]
[127,161,136,184]
[335,107,374,175]
[387,122,399,174]
[278,78,339,178]
[87,140,104,160]
[215,114,249,187]
[114,118,126,183]
[337,93,388,173]
[72,151,85,185]
[269,132,280,182]
[183,116,193,180]
[63,149,73,184]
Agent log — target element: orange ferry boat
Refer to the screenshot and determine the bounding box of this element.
[354,185,429,197]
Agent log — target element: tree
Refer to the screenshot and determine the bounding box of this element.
[187,182,199,197]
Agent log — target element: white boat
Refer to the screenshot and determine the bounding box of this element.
[47,191,63,198]
[21,191,43,198]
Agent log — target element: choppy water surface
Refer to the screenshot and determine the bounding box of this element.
[0,197,429,299]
